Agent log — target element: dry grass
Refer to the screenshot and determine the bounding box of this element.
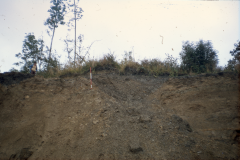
[37,53,237,78]
[119,60,140,74]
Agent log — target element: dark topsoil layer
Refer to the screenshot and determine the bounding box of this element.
[0,71,238,86]
[0,72,34,86]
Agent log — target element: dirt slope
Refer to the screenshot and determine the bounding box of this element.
[0,72,239,160]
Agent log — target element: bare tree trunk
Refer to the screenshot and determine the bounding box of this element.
[74,0,76,67]
[49,27,55,59]
[39,50,42,71]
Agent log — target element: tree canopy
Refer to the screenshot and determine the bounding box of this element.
[14,33,61,73]
[63,0,84,66]
[44,0,66,58]
[225,40,240,71]
[179,40,218,73]
[14,33,44,73]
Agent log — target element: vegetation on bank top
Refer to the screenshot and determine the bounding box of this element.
[10,37,239,78]
[10,31,240,78]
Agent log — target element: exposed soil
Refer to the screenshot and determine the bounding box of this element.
[0,71,239,160]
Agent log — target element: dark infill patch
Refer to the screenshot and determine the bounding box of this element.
[205,73,218,77]
[218,72,224,76]
[178,73,188,76]
[9,148,33,160]
[98,153,104,160]
[95,77,109,84]
[19,148,33,160]
[158,72,170,76]
[171,115,192,132]
[59,73,80,78]
[126,108,140,116]
[217,72,237,77]
[9,154,17,160]
[233,130,240,144]
[185,139,196,147]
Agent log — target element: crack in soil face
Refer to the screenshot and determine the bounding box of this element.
[0,72,239,160]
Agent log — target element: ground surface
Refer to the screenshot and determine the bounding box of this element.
[0,72,239,160]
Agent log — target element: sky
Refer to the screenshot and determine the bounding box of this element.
[0,0,239,73]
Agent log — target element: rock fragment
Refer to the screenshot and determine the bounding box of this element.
[93,120,99,124]
[129,143,143,153]
[101,133,107,137]
[139,115,152,123]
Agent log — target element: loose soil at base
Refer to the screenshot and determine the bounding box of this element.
[0,71,239,160]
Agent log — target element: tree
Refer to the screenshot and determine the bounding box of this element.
[37,36,45,71]
[63,0,84,67]
[63,35,74,63]
[62,34,99,65]
[75,34,85,63]
[123,51,133,63]
[9,68,19,72]
[14,33,44,73]
[226,40,240,71]
[179,40,218,73]
[179,41,196,72]
[164,53,178,69]
[45,0,66,59]
[41,50,61,72]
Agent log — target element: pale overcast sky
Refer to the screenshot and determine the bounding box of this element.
[0,0,239,73]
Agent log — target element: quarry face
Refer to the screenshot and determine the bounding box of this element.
[0,72,239,160]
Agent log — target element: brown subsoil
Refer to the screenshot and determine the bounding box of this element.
[0,72,239,160]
